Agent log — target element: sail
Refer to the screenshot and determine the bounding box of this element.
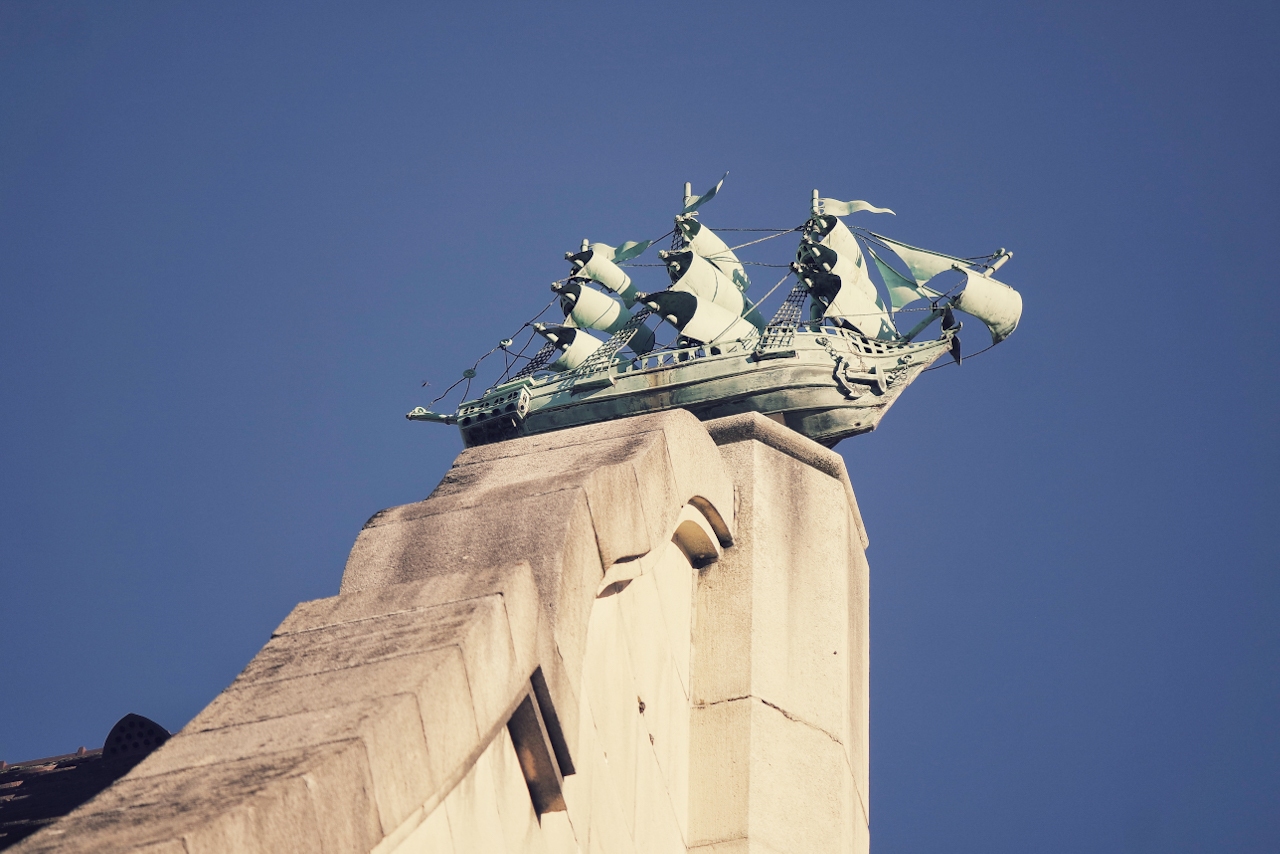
[639,290,759,345]
[675,216,751,292]
[807,214,863,259]
[660,249,765,331]
[533,324,621,372]
[565,248,638,306]
[800,216,897,339]
[797,241,864,284]
[870,234,970,285]
[951,269,1023,344]
[553,281,656,355]
[794,265,897,340]
[867,245,942,310]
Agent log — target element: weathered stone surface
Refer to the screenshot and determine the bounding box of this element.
[538,811,580,854]
[685,412,871,854]
[388,798,452,854]
[441,751,506,854]
[746,699,853,854]
[489,728,550,854]
[707,411,867,549]
[688,699,752,846]
[12,743,367,854]
[17,408,875,854]
[341,409,734,598]
[649,540,695,695]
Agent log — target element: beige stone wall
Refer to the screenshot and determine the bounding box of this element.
[689,425,870,854]
[13,410,869,854]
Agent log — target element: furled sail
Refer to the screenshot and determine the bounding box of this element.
[532,323,623,372]
[551,280,656,355]
[793,264,896,340]
[867,245,942,311]
[799,214,897,340]
[951,269,1023,344]
[869,234,969,285]
[807,214,863,259]
[675,215,750,292]
[565,247,639,306]
[659,249,766,331]
[638,290,760,345]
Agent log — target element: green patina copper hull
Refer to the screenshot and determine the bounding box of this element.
[424,326,955,449]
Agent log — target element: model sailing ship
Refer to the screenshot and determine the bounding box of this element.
[409,177,1023,449]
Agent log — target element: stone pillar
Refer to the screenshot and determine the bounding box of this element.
[689,414,870,854]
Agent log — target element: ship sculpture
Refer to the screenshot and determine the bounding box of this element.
[409,177,1023,448]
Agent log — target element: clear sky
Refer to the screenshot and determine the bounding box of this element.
[1,2,1276,851]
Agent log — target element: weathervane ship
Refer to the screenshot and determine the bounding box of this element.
[409,177,1023,448]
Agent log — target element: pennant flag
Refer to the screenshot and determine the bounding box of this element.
[593,240,652,263]
[820,198,896,216]
[681,172,728,215]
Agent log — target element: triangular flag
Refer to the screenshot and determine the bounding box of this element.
[872,234,969,285]
[681,172,728,215]
[867,245,941,310]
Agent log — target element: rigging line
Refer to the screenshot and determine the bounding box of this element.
[853,227,993,267]
[823,309,923,318]
[440,294,560,394]
[921,341,998,372]
[426,375,467,404]
[727,226,803,251]
[707,228,795,232]
[622,260,790,268]
[753,270,797,306]
[502,350,536,363]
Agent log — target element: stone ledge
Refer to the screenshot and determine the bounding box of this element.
[705,412,868,548]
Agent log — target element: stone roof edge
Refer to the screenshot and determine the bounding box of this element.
[704,412,869,549]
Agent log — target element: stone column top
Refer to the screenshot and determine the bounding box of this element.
[706,412,869,549]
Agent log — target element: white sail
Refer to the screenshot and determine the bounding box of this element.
[811,214,863,259]
[676,216,751,292]
[533,324,629,372]
[801,217,897,339]
[872,234,969,285]
[952,270,1023,344]
[567,248,638,306]
[795,265,897,340]
[556,281,656,355]
[639,290,759,345]
[661,250,764,331]
[867,245,942,310]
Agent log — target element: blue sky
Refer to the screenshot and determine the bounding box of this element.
[1,2,1276,851]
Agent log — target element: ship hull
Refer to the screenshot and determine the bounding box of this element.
[451,328,955,448]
